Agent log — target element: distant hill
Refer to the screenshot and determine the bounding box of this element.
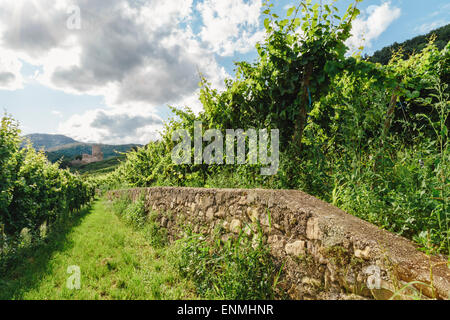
[23,133,78,150]
[369,24,450,65]
[23,133,142,163]
[69,155,126,176]
[46,143,141,163]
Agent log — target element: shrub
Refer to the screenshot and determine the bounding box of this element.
[173,230,281,300]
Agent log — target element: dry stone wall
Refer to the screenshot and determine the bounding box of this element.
[108,187,450,300]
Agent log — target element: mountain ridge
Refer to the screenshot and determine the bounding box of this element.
[23,133,78,150]
[368,23,449,64]
[23,133,142,163]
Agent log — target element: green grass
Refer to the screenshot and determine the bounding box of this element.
[108,194,283,300]
[173,231,283,300]
[0,200,197,300]
[1,196,282,300]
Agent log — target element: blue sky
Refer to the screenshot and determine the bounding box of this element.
[0,0,448,144]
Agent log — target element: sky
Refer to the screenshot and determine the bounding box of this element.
[0,0,448,145]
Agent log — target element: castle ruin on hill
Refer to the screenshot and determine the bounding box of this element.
[71,145,104,165]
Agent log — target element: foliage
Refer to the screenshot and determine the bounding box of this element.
[110,195,168,247]
[99,1,449,255]
[0,114,95,260]
[108,194,281,299]
[200,0,363,148]
[173,230,280,300]
[369,23,450,65]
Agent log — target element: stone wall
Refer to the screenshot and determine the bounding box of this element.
[108,187,450,300]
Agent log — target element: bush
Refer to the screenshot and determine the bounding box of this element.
[173,230,281,300]
[0,114,95,260]
[110,195,168,248]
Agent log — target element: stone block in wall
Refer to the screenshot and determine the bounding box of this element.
[285,241,306,257]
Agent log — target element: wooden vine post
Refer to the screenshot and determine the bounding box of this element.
[382,85,400,137]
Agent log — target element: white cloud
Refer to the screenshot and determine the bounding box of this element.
[0,0,228,106]
[196,0,264,56]
[416,19,449,34]
[58,106,164,144]
[0,49,24,90]
[346,2,401,52]
[0,0,232,143]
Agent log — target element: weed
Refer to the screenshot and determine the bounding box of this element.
[172,230,281,300]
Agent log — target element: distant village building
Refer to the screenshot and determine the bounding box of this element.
[71,145,104,165]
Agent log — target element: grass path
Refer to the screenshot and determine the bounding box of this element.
[0,200,197,300]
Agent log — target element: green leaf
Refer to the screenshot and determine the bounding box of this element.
[442,126,448,138]
[279,19,289,28]
[352,8,360,19]
[287,6,295,17]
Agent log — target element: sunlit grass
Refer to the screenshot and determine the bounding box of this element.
[0,200,197,300]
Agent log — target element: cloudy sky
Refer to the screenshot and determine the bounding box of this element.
[0,0,448,144]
